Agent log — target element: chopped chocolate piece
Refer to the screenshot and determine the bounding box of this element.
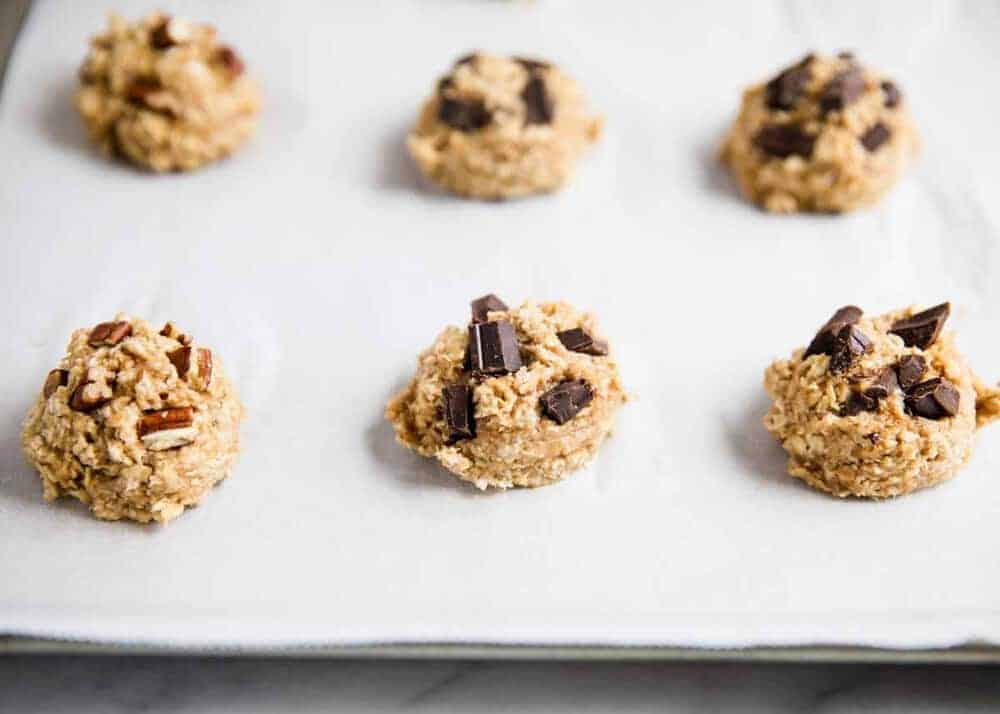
[896,354,927,391]
[804,305,864,358]
[168,346,191,377]
[820,68,865,113]
[881,80,902,108]
[515,57,551,73]
[905,378,960,420]
[841,390,878,416]
[866,367,899,400]
[468,321,523,376]
[829,324,872,374]
[860,122,891,152]
[890,303,950,349]
[539,379,594,425]
[442,384,476,443]
[470,294,509,324]
[439,97,491,132]
[765,60,812,110]
[557,327,608,356]
[753,124,816,158]
[43,369,69,398]
[149,19,175,49]
[521,76,554,125]
[138,407,195,437]
[88,321,132,347]
[69,382,110,412]
[216,46,244,75]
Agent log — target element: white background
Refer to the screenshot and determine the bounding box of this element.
[2,0,1000,657]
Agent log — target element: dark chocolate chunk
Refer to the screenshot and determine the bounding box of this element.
[841,390,878,417]
[896,354,927,391]
[820,68,865,113]
[905,378,960,420]
[521,76,554,125]
[515,57,551,73]
[804,305,864,358]
[556,328,608,356]
[865,367,899,401]
[43,369,69,399]
[539,379,594,425]
[881,80,902,108]
[442,384,476,443]
[753,124,816,158]
[860,122,891,152]
[829,324,872,374]
[468,321,523,376]
[439,97,491,132]
[889,303,950,349]
[470,294,509,324]
[765,59,812,110]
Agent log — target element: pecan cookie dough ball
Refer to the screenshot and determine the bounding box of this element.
[407,53,602,199]
[764,303,1000,498]
[721,52,918,213]
[21,316,244,523]
[386,295,627,489]
[76,12,260,172]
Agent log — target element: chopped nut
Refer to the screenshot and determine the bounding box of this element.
[168,346,212,390]
[195,348,213,390]
[168,345,192,378]
[88,321,132,347]
[150,17,194,49]
[138,407,196,451]
[159,322,191,345]
[69,381,111,412]
[43,369,69,398]
[216,46,245,76]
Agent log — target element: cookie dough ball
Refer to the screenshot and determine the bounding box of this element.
[76,12,260,172]
[386,295,626,489]
[721,52,918,213]
[407,53,602,200]
[764,303,1000,498]
[21,316,244,523]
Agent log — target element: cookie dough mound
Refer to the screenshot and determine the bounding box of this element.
[76,12,260,172]
[764,303,1000,498]
[386,296,626,489]
[721,52,918,213]
[407,53,602,199]
[21,316,244,523]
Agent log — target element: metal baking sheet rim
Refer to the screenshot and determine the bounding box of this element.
[4,637,1000,663]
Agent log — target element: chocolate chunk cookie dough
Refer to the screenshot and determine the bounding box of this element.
[76,12,260,172]
[721,52,918,213]
[21,316,244,523]
[764,303,1000,498]
[386,295,626,489]
[407,53,602,199]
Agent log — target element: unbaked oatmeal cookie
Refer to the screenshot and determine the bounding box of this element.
[21,315,244,523]
[407,53,602,199]
[76,12,260,172]
[765,303,1000,498]
[721,52,918,213]
[386,295,627,489]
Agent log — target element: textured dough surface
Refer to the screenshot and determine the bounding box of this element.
[721,53,918,213]
[386,301,626,489]
[76,12,260,172]
[21,315,244,523]
[407,53,602,199]
[764,307,1000,498]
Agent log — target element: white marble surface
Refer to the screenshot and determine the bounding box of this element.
[1,657,1000,712]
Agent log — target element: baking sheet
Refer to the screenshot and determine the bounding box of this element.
[2,0,1000,654]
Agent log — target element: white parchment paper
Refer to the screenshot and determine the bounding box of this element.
[1,0,999,651]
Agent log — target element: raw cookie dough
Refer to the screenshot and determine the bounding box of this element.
[386,295,626,489]
[76,12,260,172]
[21,315,244,523]
[764,303,1000,498]
[407,53,602,199]
[721,52,918,213]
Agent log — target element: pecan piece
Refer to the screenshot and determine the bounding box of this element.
[69,381,111,412]
[159,322,192,345]
[43,369,69,398]
[138,407,196,451]
[88,321,132,347]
